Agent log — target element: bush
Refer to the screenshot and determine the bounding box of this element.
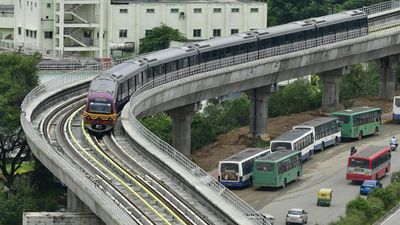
[369,187,397,210]
[339,63,379,107]
[269,78,321,117]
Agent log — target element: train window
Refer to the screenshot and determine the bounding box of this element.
[128,78,133,95]
[160,64,165,74]
[121,81,129,99]
[182,58,189,68]
[211,50,219,60]
[226,47,233,56]
[360,18,367,28]
[117,86,122,102]
[305,30,316,40]
[170,60,178,72]
[134,75,137,91]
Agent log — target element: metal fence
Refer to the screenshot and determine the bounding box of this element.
[360,0,400,15]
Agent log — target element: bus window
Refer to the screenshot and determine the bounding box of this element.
[349,158,369,168]
[271,142,291,151]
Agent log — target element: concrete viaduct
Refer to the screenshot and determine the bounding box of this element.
[132,27,400,158]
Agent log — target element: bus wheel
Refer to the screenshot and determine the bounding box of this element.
[376,174,379,180]
[358,131,363,140]
[321,142,324,151]
[282,179,287,189]
[374,127,378,135]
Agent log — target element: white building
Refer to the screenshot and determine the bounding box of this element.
[6,0,267,58]
[0,0,14,41]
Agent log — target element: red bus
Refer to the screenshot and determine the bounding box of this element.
[346,146,391,182]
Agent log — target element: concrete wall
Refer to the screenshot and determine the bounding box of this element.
[109,1,267,54]
[14,0,42,49]
[23,212,104,225]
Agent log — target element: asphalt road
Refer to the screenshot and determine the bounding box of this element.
[233,124,400,225]
[380,207,400,225]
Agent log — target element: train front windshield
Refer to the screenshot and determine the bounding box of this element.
[89,101,112,114]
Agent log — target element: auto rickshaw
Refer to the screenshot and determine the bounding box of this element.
[317,188,333,206]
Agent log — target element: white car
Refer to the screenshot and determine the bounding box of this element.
[286,208,308,225]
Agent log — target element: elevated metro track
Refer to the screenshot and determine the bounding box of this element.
[21,1,400,225]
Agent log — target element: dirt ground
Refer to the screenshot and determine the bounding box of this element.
[191,96,394,172]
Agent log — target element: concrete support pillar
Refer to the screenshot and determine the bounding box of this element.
[169,104,196,158]
[319,68,342,113]
[247,85,271,140]
[67,189,91,213]
[378,55,399,100]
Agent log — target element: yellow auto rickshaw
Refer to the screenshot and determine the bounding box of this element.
[317,188,333,206]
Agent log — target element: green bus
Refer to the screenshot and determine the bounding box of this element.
[252,150,302,189]
[331,106,381,139]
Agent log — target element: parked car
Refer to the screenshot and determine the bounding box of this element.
[360,180,383,195]
[286,208,308,225]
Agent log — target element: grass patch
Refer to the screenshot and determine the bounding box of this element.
[0,161,35,176]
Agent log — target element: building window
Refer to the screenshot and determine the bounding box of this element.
[26,1,28,6]
[30,30,33,37]
[119,29,127,38]
[26,29,29,37]
[18,27,21,35]
[194,8,202,13]
[44,31,53,39]
[171,8,179,13]
[46,50,51,54]
[213,29,221,37]
[47,3,50,8]
[120,9,128,13]
[146,8,155,13]
[46,16,49,19]
[213,8,221,13]
[250,8,259,13]
[33,30,37,38]
[145,30,152,36]
[35,2,36,7]
[231,29,239,34]
[231,8,240,13]
[193,29,201,37]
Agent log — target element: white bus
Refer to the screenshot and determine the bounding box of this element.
[218,148,271,188]
[270,129,314,162]
[393,96,400,121]
[293,117,341,151]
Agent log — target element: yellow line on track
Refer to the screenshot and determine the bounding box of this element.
[68,106,186,225]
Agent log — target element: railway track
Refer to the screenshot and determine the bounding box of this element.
[39,95,225,224]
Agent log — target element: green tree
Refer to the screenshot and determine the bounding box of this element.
[339,63,379,107]
[0,53,39,191]
[140,112,173,144]
[139,24,187,54]
[0,179,37,225]
[269,78,321,117]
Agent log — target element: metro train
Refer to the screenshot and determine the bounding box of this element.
[83,9,368,133]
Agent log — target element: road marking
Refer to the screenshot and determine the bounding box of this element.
[381,206,400,224]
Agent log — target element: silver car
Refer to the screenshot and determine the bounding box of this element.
[286,208,308,225]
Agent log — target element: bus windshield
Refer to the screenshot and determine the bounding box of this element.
[349,158,369,168]
[271,142,292,151]
[255,162,274,172]
[89,102,112,114]
[336,115,350,124]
